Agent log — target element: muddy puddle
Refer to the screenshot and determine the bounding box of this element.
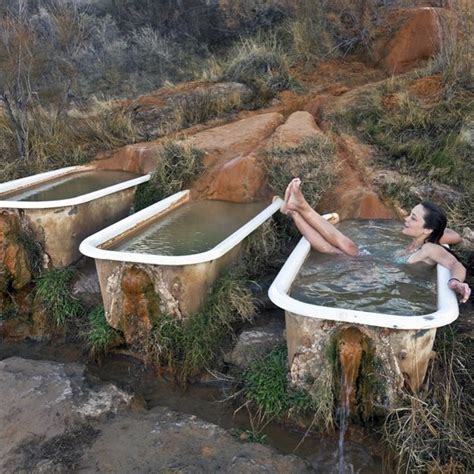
[0,340,383,473]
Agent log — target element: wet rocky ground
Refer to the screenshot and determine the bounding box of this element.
[0,356,312,473]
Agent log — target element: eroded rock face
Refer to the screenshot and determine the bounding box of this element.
[381,8,450,74]
[318,135,396,219]
[192,152,270,202]
[269,111,325,147]
[0,357,134,472]
[190,112,284,165]
[0,211,32,292]
[94,141,161,175]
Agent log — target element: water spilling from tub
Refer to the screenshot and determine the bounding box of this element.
[291,219,437,315]
[4,170,140,201]
[112,200,266,256]
[337,328,364,473]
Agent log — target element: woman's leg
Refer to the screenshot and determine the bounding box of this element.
[290,211,343,254]
[286,179,359,256]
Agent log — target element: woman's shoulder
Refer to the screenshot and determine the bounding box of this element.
[420,242,446,255]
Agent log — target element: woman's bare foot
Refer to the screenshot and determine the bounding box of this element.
[287,178,305,212]
[280,180,294,214]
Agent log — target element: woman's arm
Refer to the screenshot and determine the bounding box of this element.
[440,228,463,245]
[421,244,470,303]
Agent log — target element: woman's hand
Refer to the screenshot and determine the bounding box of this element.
[448,279,471,304]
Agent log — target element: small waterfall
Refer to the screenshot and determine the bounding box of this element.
[336,327,364,473]
[337,372,352,473]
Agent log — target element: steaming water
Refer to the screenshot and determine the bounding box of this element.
[3,170,141,202]
[113,200,267,256]
[291,219,437,315]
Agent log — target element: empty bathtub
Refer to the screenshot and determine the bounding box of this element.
[0,165,149,267]
[79,191,282,342]
[268,218,459,394]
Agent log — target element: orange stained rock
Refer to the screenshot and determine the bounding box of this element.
[383,8,449,74]
[191,153,270,203]
[269,111,325,148]
[93,141,160,175]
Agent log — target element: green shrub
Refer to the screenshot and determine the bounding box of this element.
[145,269,255,383]
[240,345,322,432]
[134,141,204,210]
[83,306,122,355]
[34,268,83,327]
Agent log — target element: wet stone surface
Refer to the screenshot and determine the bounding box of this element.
[0,357,311,473]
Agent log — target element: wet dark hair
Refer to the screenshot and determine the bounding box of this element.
[421,201,447,244]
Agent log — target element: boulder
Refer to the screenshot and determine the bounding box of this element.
[268,111,325,148]
[78,407,312,473]
[224,319,285,369]
[0,357,312,472]
[0,357,134,472]
[190,112,284,165]
[381,8,452,74]
[192,152,270,202]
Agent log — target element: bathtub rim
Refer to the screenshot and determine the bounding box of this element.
[268,236,459,330]
[0,165,150,209]
[79,191,283,266]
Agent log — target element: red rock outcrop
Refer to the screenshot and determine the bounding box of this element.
[93,142,160,175]
[0,212,32,291]
[318,135,396,219]
[268,111,325,147]
[190,112,284,166]
[192,152,269,203]
[381,8,451,74]
[190,113,284,201]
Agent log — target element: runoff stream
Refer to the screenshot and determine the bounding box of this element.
[0,339,382,473]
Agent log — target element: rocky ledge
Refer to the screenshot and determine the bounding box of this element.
[0,357,311,473]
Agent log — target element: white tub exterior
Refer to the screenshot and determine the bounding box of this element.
[0,165,150,267]
[79,192,282,343]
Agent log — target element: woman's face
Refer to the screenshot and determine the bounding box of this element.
[402,204,432,239]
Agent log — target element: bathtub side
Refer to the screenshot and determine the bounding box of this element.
[95,245,242,343]
[25,186,138,267]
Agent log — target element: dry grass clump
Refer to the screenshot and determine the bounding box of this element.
[161,85,245,135]
[264,136,338,210]
[144,268,255,384]
[222,36,295,104]
[133,141,204,210]
[0,103,143,182]
[286,0,381,63]
[430,4,473,96]
[383,328,473,473]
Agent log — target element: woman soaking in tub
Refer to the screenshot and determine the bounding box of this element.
[282,178,471,304]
